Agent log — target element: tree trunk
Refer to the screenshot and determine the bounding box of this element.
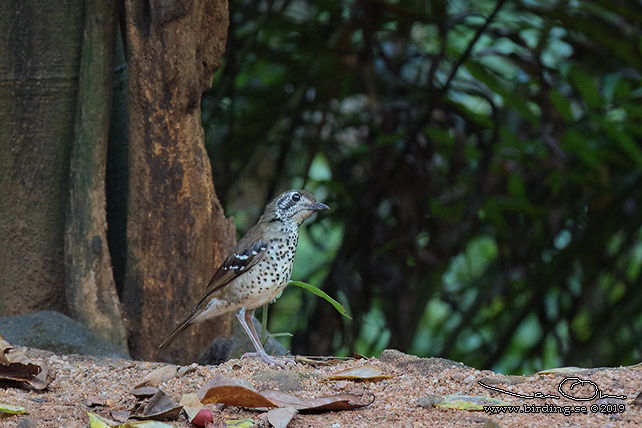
[123,0,234,363]
[64,0,129,353]
[0,0,83,316]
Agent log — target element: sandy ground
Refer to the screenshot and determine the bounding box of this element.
[0,348,640,427]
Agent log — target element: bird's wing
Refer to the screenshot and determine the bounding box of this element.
[195,237,267,307]
[159,236,267,350]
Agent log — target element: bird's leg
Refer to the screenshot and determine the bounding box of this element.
[235,307,293,367]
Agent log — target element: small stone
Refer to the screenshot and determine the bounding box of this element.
[178,363,198,377]
[417,395,440,408]
[17,417,38,428]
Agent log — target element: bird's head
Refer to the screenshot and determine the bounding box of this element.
[261,189,329,225]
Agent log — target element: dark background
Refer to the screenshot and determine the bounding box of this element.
[203,0,642,374]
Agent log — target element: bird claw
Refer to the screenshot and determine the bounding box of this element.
[241,352,295,368]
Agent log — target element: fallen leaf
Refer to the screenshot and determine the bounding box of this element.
[267,406,298,428]
[29,362,55,390]
[425,395,512,411]
[633,391,642,407]
[137,365,178,388]
[197,375,374,413]
[131,389,182,421]
[0,334,54,389]
[325,365,393,382]
[180,392,203,422]
[197,375,278,408]
[87,394,113,407]
[294,356,345,367]
[88,412,179,428]
[111,409,131,423]
[260,390,375,413]
[0,403,28,415]
[131,386,160,399]
[225,420,256,427]
[88,412,118,428]
[119,422,176,427]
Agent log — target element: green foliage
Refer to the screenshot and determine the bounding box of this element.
[289,281,352,320]
[203,0,642,373]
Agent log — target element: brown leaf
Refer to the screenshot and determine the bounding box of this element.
[294,356,348,367]
[131,386,160,399]
[325,365,394,382]
[260,390,375,413]
[0,334,54,389]
[110,409,131,423]
[196,375,375,414]
[136,365,179,388]
[267,406,298,428]
[86,394,110,407]
[130,389,182,421]
[197,375,278,408]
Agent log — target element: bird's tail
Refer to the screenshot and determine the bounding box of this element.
[158,311,198,350]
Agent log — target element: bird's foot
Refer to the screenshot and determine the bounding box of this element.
[241,352,295,368]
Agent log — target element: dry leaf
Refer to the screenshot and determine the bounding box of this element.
[120,422,177,427]
[0,403,28,415]
[325,365,393,382]
[88,412,178,428]
[197,375,278,408]
[294,356,348,367]
[130,389,182,421]
[179,392,203,422]
[88,412,118,427]
[225,420,256,427]
[267,406,298,428]
[422,394,512,411]
[136,365,178,388]
[131,386,160,399]
[87,394,111,407]
[197,375,374,413]
[110,409,131,423]
[0,334,54,389]
[260,390,375,413]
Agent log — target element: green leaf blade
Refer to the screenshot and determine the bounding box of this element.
[289,281,352,320]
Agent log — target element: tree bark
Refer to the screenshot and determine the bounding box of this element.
[64,0,129,353]
[0,0,84,316]
[123,0,234,363]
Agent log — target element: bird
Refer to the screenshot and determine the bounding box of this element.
[159,189,329,366]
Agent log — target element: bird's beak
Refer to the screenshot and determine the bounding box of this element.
[309,202,330,211]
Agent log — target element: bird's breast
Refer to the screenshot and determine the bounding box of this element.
[226,231,298,309]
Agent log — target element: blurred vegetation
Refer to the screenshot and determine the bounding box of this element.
[201,0,642,374]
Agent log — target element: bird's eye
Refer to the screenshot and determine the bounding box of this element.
[291,192,301,202]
